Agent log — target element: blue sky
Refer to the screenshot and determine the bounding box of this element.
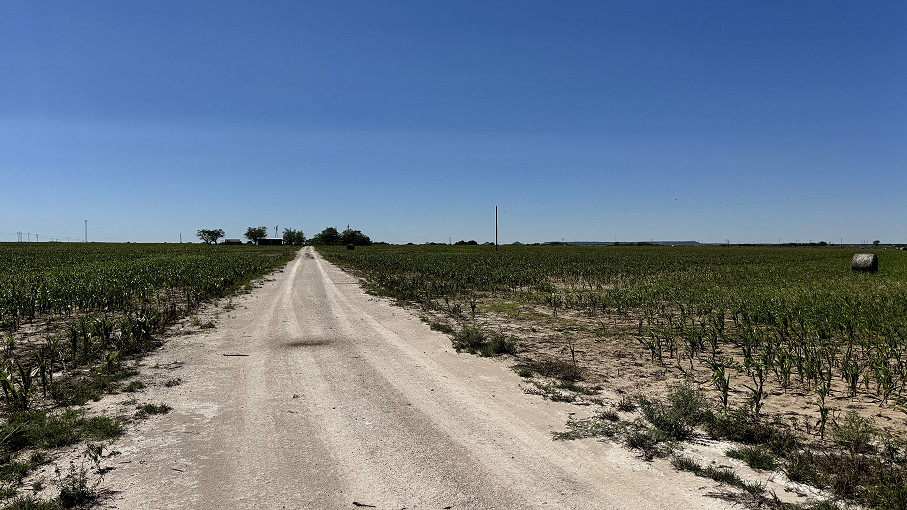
[2,1,905,244]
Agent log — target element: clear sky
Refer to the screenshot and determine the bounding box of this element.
[2,1,905,244]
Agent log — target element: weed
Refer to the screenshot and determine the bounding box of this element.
[671,455,763,495]
[514,367,533,378]
[50,367,138,406]
[2,496,63,509]
[557,380,598,395]
[121,381,144,393]
[524,382,576,403]
[726,446,777,471]
[616,395,637,412]
[639,383,709,441]
[429,322,454,335]
[451,326,515,357]
[513,359,583,382]
[599,409,620,422]
[163,378,182,387]
[784,451,819,485]
[831,411,876,455]
[0,410,123,454]
[134,403,171,419]
[625,427,673,460]
[553,416,622,441]
[54,464,93,508]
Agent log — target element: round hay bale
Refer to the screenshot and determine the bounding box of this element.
[346,244,355,250]
[851,253,878,272]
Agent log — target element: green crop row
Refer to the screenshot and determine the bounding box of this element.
[319,244,907,416]
[0,243,297,331]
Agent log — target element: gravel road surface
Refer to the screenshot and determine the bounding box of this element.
[99,247,728,509]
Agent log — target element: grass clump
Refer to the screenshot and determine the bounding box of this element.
[524,382,576,403]
[451,326,515,357]
[553,408,627,441]
[429,322,454,334]
[726,446,777,471]
[671,455,764,496]
[1,410,123,454]
[50,367,139,406]
[639,383,709,441]
[831,411,876,455]
[121,380,144,393]
[513,359,582,382]
[134,403,171,419]
[2,496,63,509]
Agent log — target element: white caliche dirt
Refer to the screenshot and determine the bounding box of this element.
[92,247,735,509]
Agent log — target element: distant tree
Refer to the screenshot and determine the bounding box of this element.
[340,228,371,246]
[282,228,306,245]
[311,227,341,245]
[873,240,881,246]
[245,226,268,243]
[197,229,225,245]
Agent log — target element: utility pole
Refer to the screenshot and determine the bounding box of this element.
[495,205,498,251]
[275,225,278,238]
[16,232,22,242]
[179,233,182,243]
[84,220,87,243]
[27,233,30,242]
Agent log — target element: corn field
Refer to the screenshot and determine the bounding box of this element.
[320,244,907,417]
[0,243,297,409]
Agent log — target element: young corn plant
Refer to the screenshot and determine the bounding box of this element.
[744,365,765,418]
[709,359,731,409]
[0,360,38,410]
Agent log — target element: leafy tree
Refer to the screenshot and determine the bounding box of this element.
[311,227,341,245]
[282,228,306,245]
[245,226,268,243]
[873,240,881,246]
[197,229,224,245]
[340,228,371,246]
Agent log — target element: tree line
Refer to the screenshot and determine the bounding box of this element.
[196,226,370,246]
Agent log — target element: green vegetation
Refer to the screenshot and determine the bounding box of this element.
[0,242,297,503]
[726,445,778,471]
[318,244,907,508]
[310,227,372,246]
[281,228,305,245]
[451,325,515,357]
[134,403,171,419]
[671,455,766,496]
[320,244,907,411]
[195,229,224,245]
[244,226,269,243]
[0,243,296,333]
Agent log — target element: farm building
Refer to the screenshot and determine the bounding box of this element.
[256,238,283,246]
[222,239,243,245]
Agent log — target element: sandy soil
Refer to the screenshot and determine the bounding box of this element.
[56,246,747,509]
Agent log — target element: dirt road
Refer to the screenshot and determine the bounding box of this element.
[98,247,728,509]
